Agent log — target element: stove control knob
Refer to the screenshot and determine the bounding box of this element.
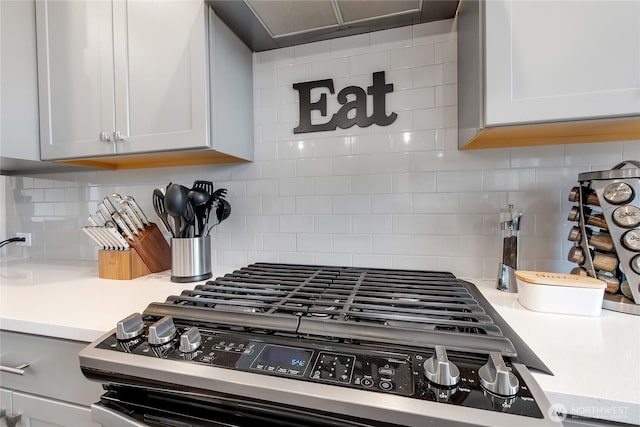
[179,327,202,353]
[423,345,460,387]
[147,316,177,346]
[479,352,520,397]
[116,313,144,341]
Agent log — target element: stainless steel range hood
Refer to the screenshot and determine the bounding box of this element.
[208,0,459,52]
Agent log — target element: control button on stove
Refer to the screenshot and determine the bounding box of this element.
[116,313,144,341]
[378,366,395,376]
[379,380,393,391]
[179,327,202,353]
[423,345,460,387]
[478,352,519,397]
[147,316,177,346]
[361,378,374,388]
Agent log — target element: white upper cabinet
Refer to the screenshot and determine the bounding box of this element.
[1,0,40,162]
[36,0,253,166]
[484,0,640,126]
[36,0,116,159]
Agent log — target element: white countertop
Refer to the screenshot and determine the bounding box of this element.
[472,279,640,425]
[1,259,639,424]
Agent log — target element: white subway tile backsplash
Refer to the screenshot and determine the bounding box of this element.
[351,174,392,194]
[564,142,623,167]
[297,234,332,252]
[372,194,412,214]
[279,177,314,196]
[263,233,296,251]
[279,215,314,233]
[330,33,370,58]
[294,40,331,64]
[4,18,623,281]
[332,155,372,176]
[331,195,371,214]
[372,235,413,255]
[333,235,371,253]
[313,176,351,195]
[296,196,332,214]
[392,172,436,193]
[352,215,392,234]
[314,215,351,234]
[263,196,296,215]
[369,26,412,52]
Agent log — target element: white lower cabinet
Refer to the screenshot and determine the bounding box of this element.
[0,331,103,427]
[0,390,97,427]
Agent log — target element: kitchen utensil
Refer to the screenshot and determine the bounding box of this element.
[170,235,212,283]
[165,183,190,238]
[105,227,131,250]
[122,204,144,231]
[118,209,140,236]
[124,195,150,226]
[181,200,195,237]
[98,203,116,228]
[153,189,172,236]
[188,188,210,237]
[497,204,522,293]
[112,212,135,241]
[192,180,214,198]
[103,196,118,214]
[82,227,107,250]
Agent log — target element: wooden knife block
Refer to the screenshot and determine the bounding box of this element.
[98,223,171,280]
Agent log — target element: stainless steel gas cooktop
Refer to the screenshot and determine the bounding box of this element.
[80,263,555,427]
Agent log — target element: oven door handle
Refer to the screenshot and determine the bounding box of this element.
[91,404,148,427]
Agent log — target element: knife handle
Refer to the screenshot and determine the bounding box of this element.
[125,196,150,226]
[112,212,135,241]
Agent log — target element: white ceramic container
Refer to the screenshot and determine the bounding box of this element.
[515,271,606,316]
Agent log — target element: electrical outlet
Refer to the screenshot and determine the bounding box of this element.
[16,232,32,247]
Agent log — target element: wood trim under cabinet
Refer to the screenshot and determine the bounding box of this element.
[56,150,250,170]
[460,116,640,150]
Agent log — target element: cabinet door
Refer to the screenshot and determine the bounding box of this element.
[12,392,98,427]
[112,0,209,155]
[36,0,116,160]
[0,389,11,416]
[485,0,640,126]
[0,0,40,161]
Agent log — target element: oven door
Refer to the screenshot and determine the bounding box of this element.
[91,385,395,427]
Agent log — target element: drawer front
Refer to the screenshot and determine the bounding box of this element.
[0,331,103,406]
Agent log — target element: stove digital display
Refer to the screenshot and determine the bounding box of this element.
[250,345,313,377]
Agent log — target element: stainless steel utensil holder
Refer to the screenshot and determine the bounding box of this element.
[171,236,212,283]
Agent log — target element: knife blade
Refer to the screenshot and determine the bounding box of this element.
[111,211,135,241]
[124,195,150,226]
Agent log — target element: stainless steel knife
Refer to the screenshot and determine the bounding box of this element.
[121,203,144,231]
[105,227,130,250]
[124,195,150,226]
[119,209,140,236]
[96,226,119,250]
[111,211,135,241]
[103,196,118,214]
[82,227,106,250]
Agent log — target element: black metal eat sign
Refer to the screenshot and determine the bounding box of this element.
[293,71,397,134]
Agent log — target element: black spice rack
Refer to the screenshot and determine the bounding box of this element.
[568,161,640,315]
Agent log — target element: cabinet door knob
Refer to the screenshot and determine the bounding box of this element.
[0,363,29,375]
[100,131,113,142]
[113,131,127,142]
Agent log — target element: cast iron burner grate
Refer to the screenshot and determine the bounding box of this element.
[144,263,550,372]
